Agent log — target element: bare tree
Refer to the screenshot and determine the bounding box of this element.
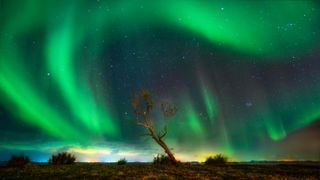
[132,89,178,163]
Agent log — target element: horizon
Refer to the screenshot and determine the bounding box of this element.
[1,157,319,164]
[1,0,320,163]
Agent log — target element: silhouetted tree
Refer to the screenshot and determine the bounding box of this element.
[117,158,127,165]
[132,89,178,163]
[48,152,76,165]
[204,154,228,165]
[6,154,30,168]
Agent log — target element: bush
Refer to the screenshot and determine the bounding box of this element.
[6,154,31,168]
[117,158,127,165]
[48,152,76,165]
[204,154,228,165]
[153,154,175,165]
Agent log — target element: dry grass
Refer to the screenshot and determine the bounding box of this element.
[0,162,319,179]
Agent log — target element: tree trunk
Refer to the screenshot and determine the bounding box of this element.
[156,137,177,163]
[145,119,177,163]
[149,130,177,163]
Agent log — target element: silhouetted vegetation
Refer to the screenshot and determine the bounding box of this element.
[204,154,228,165]
[153,154,175,165]
[48,152,76,165]
[132,89,178,163]
[6,154,30,168]
[117,158,127,165]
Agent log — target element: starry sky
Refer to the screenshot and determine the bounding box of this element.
[0,0,320,162]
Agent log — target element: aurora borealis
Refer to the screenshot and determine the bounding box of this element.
[0,0,319,162]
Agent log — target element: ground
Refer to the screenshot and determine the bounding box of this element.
[0,163,319,179]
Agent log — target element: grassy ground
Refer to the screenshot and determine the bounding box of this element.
[0,163,319,179]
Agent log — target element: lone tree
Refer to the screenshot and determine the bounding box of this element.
[132,89,178,163]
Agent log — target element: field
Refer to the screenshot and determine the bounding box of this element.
[0,162,319,179]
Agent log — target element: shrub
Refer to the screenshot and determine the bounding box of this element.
[153,154,175,165]
[6,154,31,168]
[48,152,76,165]
[117,158,127,165]
[204,154,228,165]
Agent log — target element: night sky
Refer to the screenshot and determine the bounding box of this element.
[0,0,319,162]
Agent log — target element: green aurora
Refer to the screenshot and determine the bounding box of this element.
[0,0,319,162]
